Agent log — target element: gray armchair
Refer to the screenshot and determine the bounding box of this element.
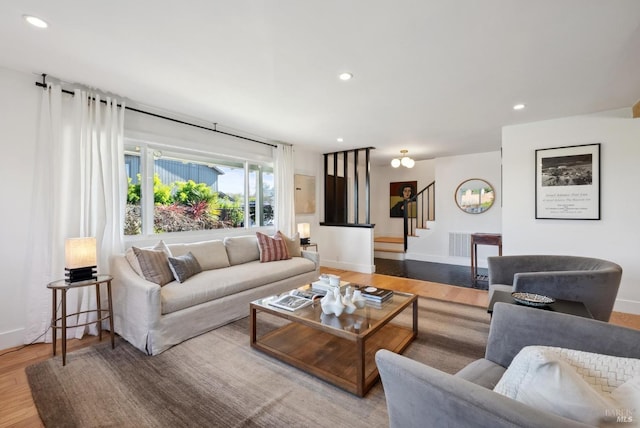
[376,302,640,428]
[487,255,622,321]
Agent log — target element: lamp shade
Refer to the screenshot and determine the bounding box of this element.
[65,237,97,269]
[297,223,311,239]
[391,158,401,168]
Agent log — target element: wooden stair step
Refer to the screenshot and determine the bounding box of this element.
[374,236,404,244]
[374,248,405,254]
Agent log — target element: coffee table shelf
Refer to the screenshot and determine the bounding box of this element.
[250,290,417,397]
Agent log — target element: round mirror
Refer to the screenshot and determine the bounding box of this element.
[454,179,495,214]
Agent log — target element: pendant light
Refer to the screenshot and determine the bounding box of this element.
[391,150,415,168]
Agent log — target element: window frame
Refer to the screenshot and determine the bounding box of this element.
[124,137,275,241]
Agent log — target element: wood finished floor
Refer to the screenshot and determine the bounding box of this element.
[1,268,639,428]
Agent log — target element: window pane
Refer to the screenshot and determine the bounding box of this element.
[152,154,246,233]
[123,144,275,236]
[124,149,142,235]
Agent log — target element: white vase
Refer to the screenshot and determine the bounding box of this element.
[342,287,357,314]
[330,287,345,316]
[352,290,367,309]
[320,289,335,315]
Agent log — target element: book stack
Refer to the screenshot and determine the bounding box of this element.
[361,287,393,304]
[311,280,350,295]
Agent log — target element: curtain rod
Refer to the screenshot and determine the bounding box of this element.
[34,74,277,148]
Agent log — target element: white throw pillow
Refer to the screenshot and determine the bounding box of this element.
[494,346,640,426]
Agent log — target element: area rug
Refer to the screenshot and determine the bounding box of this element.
[26,298,490,428]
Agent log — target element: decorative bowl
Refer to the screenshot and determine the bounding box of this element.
[511,292,556,307]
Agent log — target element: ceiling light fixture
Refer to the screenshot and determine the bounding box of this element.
[339,72,353,81]
[513,103,526,110]
[391,150,415,168]
[23,15,48,28]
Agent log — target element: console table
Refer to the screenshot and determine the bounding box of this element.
[470,233,502,287]
[48,274,115,365]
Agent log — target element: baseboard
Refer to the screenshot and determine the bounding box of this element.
[320,260,375,274]
[0,327,25,352]
[613,298,640,316]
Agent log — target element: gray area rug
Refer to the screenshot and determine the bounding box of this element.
[26,298,490,428]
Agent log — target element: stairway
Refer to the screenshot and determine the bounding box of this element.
[374,236,406,260]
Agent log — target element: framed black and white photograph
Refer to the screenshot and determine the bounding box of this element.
[535,143,600,220]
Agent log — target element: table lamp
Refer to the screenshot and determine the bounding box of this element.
[65,237,97,283]
[297,223,310,245]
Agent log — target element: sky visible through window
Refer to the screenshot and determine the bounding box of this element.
[218,166,274,194]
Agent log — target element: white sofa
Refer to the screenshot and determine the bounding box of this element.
[110,235,320,355]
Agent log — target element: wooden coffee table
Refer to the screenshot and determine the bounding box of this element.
[250,288,417,397]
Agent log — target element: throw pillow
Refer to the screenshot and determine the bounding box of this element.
[256,231,291,262]
[167,251,203,283]
[132,247,174,286]
[125,240,171,276]
[494,346,640,426]
[280,231,302,258]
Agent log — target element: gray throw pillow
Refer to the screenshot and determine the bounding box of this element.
[132,247,174,286]
[168,251,203,283]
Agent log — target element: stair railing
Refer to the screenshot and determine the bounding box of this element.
[403,181,435,251]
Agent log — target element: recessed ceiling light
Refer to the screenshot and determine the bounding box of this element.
[337,137,344,142]
[513,103,526,110]
[23,15,48,28]
[338,72,353,81]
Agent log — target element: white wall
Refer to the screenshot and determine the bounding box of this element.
[502,112,640,314]
[0,67,40,350]
[375,152,502,267]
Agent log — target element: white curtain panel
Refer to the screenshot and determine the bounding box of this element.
[274,143,296,237]
[24,85,126,343]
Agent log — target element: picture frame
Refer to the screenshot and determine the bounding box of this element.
[294,174,316,214]
[535,143,600,220]
[389,181,417,218]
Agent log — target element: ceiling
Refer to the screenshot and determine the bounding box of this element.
[2,1,639,165]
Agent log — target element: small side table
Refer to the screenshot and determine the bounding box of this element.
[488,290,593,319]
[47,274,115,365]
[301,243,318,252]
[470,233,502,287]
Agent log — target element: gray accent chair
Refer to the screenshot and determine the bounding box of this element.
[487,255,622,321]
[376,302,640,428]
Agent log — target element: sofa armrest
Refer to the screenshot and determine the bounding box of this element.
[485,303,640,368]
[109,255,162,354]
[375,349,590,428]
[301,250,319,269]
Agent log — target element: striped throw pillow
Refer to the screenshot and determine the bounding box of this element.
[256,231,291,262]
[132,247,174,286]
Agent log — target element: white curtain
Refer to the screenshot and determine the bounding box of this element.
[24,85,126,343]
[274,143,296,236]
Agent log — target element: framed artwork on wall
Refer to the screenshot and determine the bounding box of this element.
[390,181,417,218]
[535,143,600,220]
[295,174,316,214]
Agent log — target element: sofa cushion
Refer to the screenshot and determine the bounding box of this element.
[455,358,506,390]
[132,247,174,286]
[494,346,640,426]
[168,240,230,270]
[224,235,260,265]
[168,252,202,283]
[256,231,291,262]
[160,257,316,314]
